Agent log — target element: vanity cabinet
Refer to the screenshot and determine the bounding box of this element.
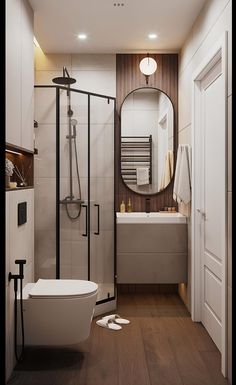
[116,223,187,283]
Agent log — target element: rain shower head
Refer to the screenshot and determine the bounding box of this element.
[52,66,76,85]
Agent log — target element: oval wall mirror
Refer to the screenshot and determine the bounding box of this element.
[120,87,175,195]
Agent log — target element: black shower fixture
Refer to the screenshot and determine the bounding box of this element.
[52,66,76,85]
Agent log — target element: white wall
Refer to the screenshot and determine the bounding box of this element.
[178,0,232,381]
[34,49,116,283]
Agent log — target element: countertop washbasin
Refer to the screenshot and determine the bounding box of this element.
[116,212,187,224]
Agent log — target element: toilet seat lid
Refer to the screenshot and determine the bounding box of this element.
[28,279,98,298]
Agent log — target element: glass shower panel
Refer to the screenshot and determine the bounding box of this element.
[34,87,57,280]
[90,95,115,302]
[59,89,89,279]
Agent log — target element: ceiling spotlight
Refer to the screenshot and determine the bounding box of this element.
[78,34,87,40]
[139,54,157,85]
[148,33,157,39]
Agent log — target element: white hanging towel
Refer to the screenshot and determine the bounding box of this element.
[173,145,191,204]
[136,167,149,185]
[160,150,174,190]
[173,146,182,201]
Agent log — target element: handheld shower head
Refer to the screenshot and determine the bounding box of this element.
[71,119,78,126]
[70,119,78,137]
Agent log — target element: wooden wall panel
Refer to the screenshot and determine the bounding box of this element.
[115,53,178,212]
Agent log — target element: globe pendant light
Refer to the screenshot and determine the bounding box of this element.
[139,54,157,84]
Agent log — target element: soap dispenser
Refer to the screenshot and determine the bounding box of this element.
[120,200,126,213]
[127,197,132,212]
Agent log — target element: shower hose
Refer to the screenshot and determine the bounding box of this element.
[65,135,83,220]
[14,278,25,362]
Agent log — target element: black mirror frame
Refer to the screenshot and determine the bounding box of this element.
[119,86,176,196]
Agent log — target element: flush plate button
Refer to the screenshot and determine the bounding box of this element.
[18,202,27,226]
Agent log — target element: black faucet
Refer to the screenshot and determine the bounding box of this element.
[145,198,150,213]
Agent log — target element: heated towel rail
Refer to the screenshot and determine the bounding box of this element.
[121,135,152,185]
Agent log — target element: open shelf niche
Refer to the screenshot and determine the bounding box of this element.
[5,143,34,190]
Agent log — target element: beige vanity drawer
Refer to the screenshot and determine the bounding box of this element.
[117,223,187,253]
[117,252,187,283]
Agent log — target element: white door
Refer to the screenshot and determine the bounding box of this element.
[199,57,226,354]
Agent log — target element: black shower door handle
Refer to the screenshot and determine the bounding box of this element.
[82,204,88,237]
[94,204,100,235]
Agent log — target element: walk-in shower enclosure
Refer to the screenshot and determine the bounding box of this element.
[34,85,116,304]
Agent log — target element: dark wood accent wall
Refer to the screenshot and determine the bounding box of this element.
[115,53,178,212]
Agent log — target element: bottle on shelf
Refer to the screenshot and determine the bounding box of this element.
[127,197,132,212]
[120,200,126,213]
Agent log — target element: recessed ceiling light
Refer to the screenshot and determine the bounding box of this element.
[148,34,157,39]
[78,34,87,40]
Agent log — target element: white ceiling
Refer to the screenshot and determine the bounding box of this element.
[29,0,207,54]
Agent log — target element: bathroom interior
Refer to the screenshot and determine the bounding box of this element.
[5,0,232,384]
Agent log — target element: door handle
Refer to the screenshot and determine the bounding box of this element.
[94,204,100,235]
[196,208,206,220]
[82,204,88,236]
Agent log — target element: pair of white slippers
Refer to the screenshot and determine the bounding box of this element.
[96,313,130,330]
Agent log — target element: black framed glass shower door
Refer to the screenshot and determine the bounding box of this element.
[34,84,115,304]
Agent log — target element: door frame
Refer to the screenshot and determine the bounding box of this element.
[191,32,228,375]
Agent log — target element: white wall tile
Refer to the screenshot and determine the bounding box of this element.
[133,89,159,110]
[35,49,71,71]
[34,124,56,178]
[71,241,88,268]
[72,54,115,71]
[59,124,88,178]
[90,178,114,232]
[34,261,56,280]
[90,96,114,125]
[35,70,64,85]
[60,240,72,266]
[34,87,57,124]
[90,231,114,284]
[66,92,89,124]
[71,70,116,97]
[70,204,88,240]
[34,229,56,279]
[60,265,72,279]
[34,178,56,230]
[70,266,88,280]
[90,124,114,178]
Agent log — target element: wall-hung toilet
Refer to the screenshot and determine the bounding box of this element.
[20,279,98,346]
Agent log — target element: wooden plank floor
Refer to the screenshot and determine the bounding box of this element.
[7,294,229,385]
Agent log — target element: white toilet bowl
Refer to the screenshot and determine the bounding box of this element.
[20,279,98,346]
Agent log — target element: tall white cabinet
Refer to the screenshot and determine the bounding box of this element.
[5,0,34,382]
[6,0,34,151]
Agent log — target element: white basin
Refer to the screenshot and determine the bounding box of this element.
[116,212,186,224]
